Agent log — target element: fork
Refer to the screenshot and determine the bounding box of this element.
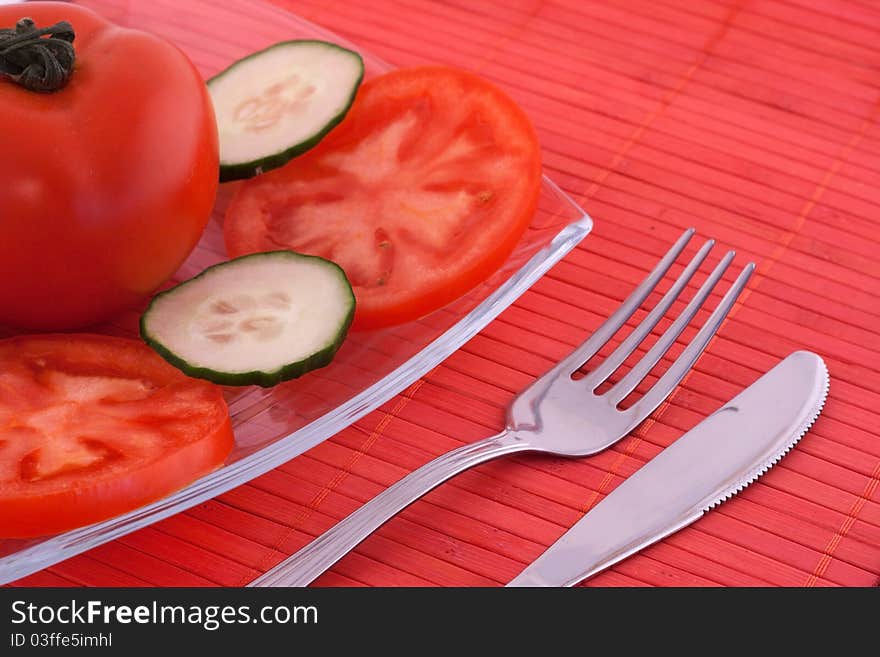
[249,228,754,587]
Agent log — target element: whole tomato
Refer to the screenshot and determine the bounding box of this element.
[0,2,218,330]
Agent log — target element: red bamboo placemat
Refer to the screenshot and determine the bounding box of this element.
[11,0,880,587]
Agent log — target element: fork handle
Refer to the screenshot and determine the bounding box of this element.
[249,430,530,587]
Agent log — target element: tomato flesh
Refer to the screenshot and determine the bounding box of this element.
[224,66,542,330]
[0,335,233,538]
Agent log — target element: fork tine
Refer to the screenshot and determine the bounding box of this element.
[581,238,715,390]
[625,261,755,419]
[554,228,696,375]
[606,249,736,404]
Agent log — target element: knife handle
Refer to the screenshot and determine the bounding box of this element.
[507,511,703,586]
[506,430,718,587]
[250,430,530,587]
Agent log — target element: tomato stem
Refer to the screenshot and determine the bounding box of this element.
[0,18,75,93]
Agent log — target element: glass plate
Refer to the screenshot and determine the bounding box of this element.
[0,0,592,584]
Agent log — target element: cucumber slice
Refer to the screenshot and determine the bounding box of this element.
[140,251,355,387]
[208,39,364,182]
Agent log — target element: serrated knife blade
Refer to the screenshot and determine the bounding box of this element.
[507,350,829,587]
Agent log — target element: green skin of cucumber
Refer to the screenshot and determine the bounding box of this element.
[208,40,365,183]
[140,251,356,388]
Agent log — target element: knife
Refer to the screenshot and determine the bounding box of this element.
[507,350,829,587]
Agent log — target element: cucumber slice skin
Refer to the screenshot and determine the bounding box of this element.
[140,251,355,388]
[208,39,365,183]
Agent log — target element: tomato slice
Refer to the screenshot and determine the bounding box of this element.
[224,66,542,330]
[0,334,233,538]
